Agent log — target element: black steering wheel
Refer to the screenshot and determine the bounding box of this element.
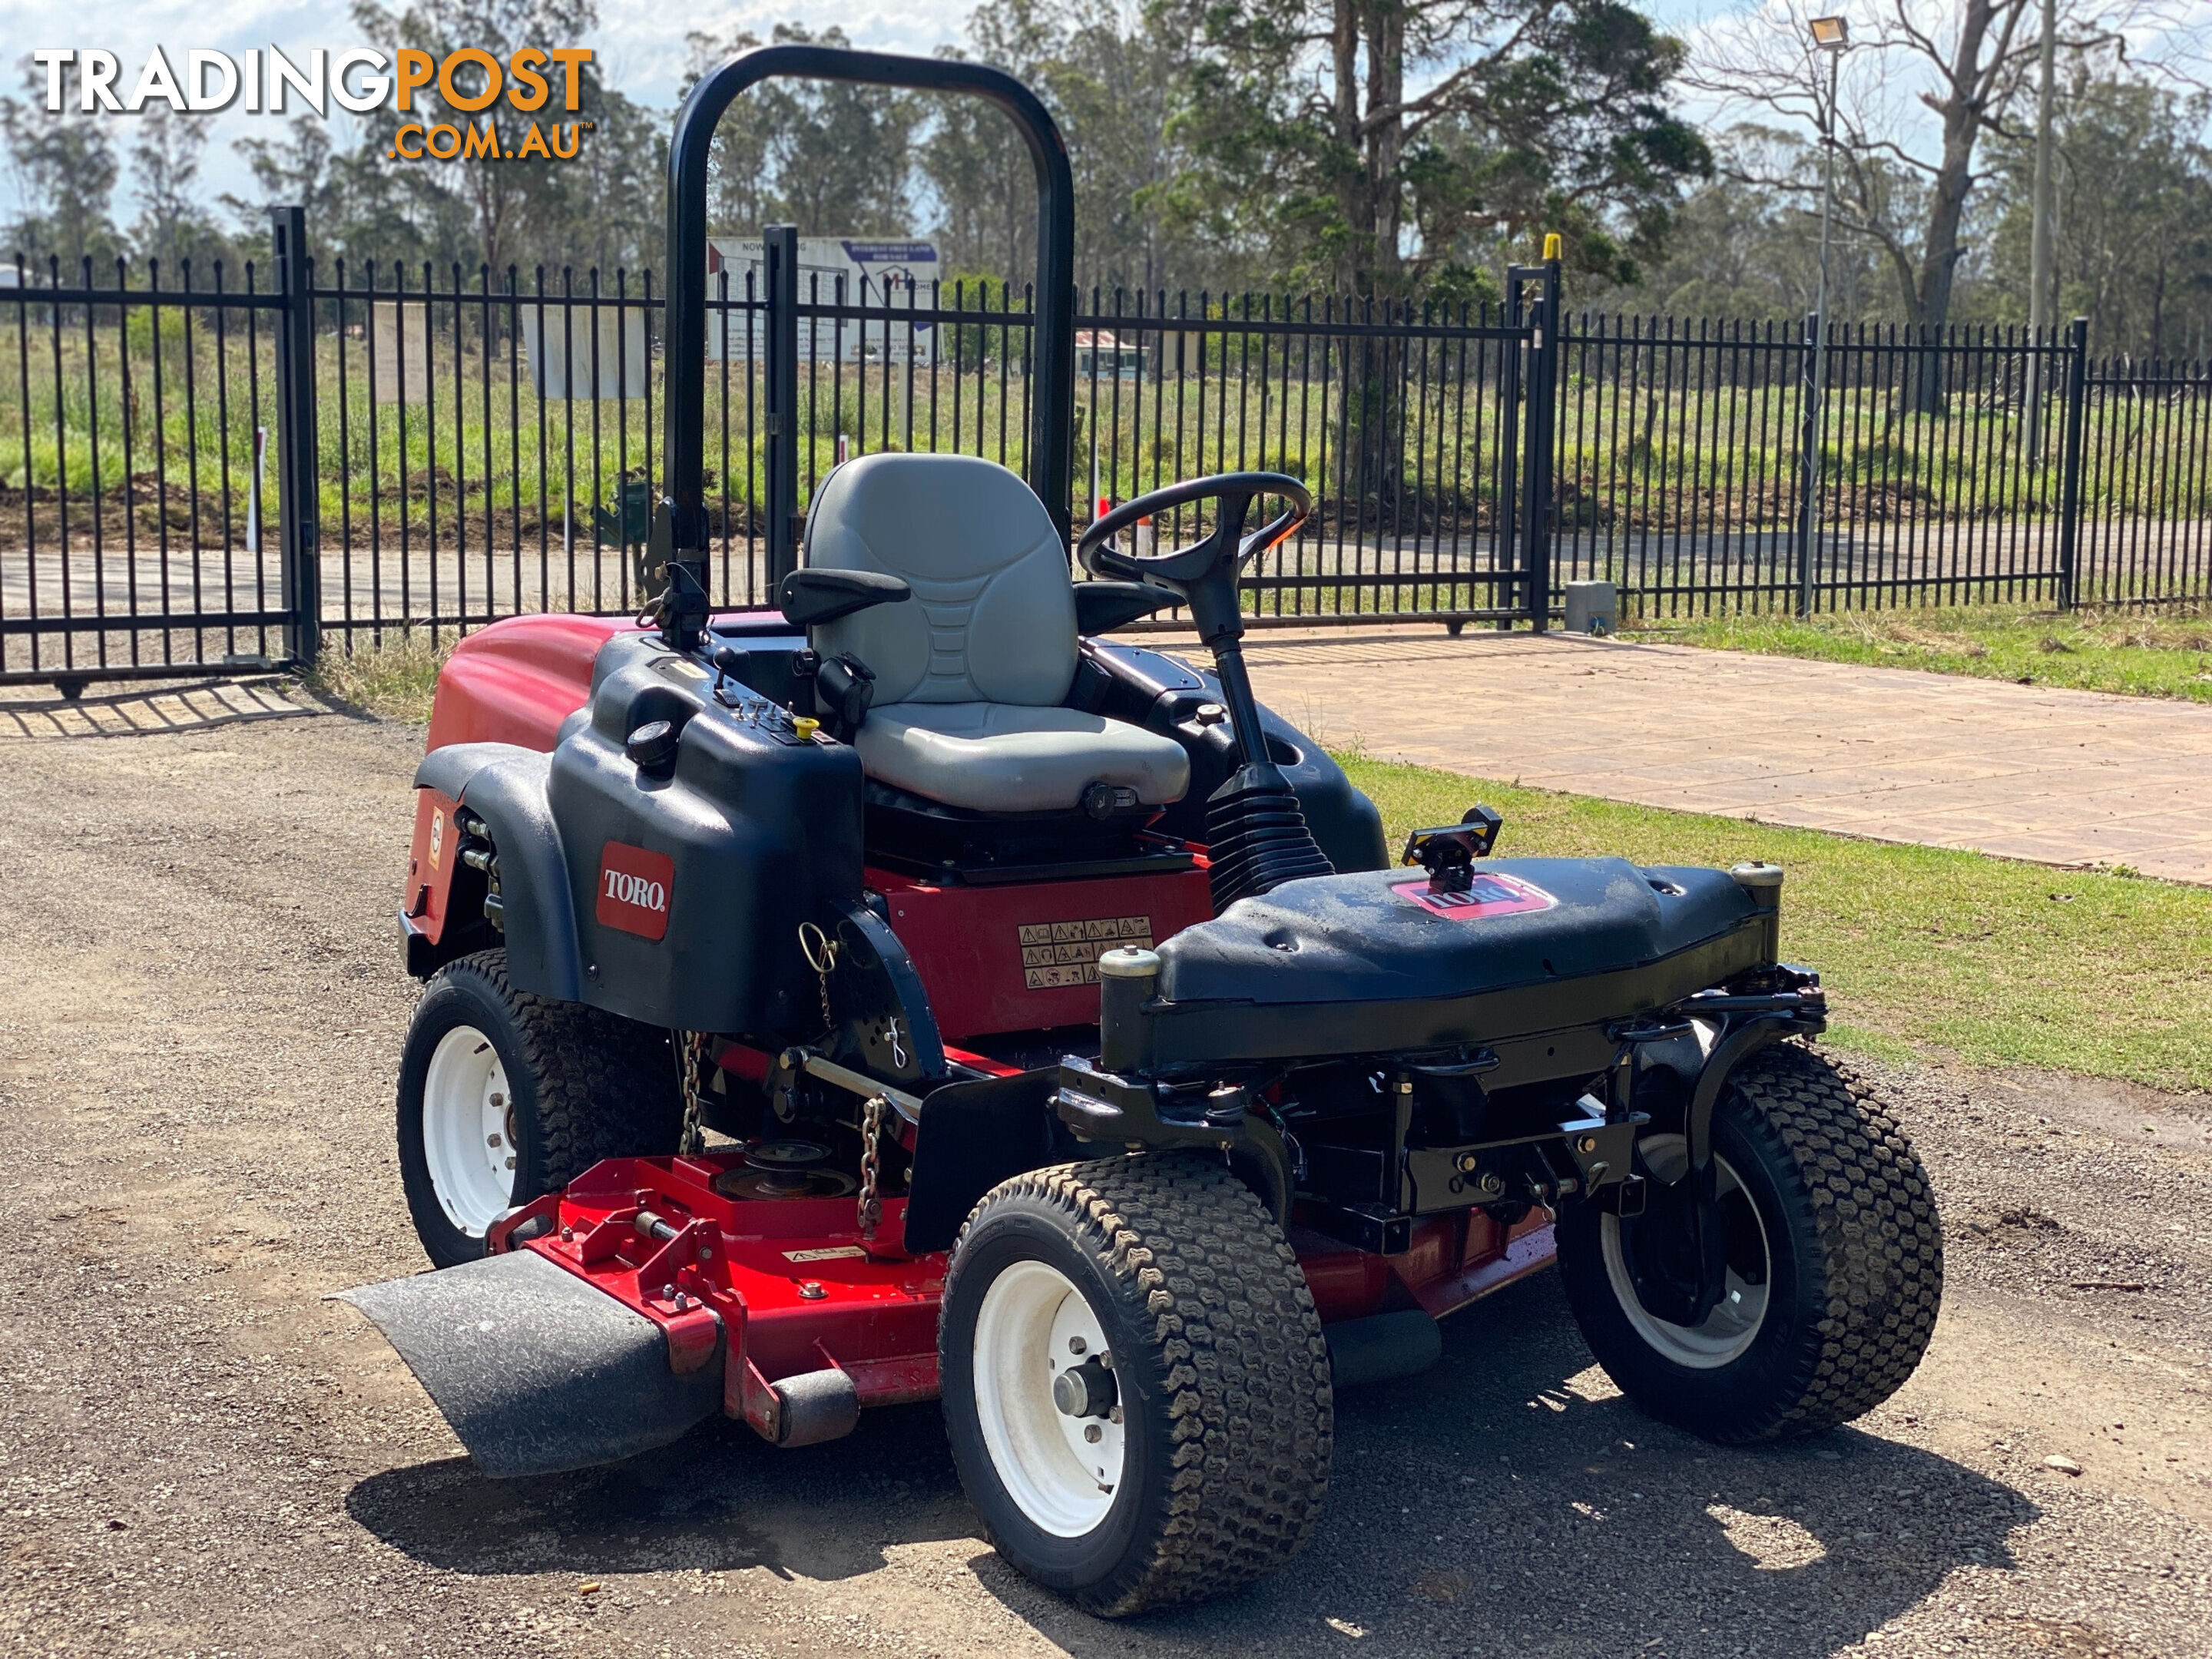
[1075,472,1312,644]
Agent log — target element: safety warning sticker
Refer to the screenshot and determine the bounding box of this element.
[1391,871,1557,921]
[1016,915,1154,988]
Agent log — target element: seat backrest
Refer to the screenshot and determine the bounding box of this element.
[804,453,1076,707]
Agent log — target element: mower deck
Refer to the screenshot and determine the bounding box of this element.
[350,1143,1558,1477]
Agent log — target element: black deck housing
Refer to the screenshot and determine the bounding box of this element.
[1140,860,1768,1071]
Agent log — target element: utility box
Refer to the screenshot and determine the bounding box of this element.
[1564,580,1618,637]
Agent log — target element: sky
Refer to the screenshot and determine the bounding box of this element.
[0,0,1751,229]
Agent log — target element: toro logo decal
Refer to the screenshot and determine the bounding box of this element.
[597,841,674,941]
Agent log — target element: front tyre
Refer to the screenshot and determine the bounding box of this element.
[396,949,681,1268]
[940,1154,1333,1617]
[1558,1043,1942,1442]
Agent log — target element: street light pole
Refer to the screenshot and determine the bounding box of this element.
[1799,16,1848,618]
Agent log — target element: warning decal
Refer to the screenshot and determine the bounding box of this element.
[1016,915,1154,989]
[1391,871,1558,922]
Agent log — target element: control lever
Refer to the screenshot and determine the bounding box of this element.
[710,644,750,707]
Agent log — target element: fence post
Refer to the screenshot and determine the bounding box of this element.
[762,224,800,589]
[270,205,320,669]
[1495,283,1524,631]
[2056,316,2090,611]
[1517,257,1561,631]
[1793,310,1823,618]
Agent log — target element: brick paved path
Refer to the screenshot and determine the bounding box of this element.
[1191,627,2212,886]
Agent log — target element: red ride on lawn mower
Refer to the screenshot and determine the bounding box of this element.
[341,45,1943,1617]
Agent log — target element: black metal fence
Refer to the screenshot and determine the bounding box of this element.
[5,215,2210,688]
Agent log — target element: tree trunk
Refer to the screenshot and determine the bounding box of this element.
[1911,0,2001,412]
[1334,0,1410,531]
[1364,2,1405,294]
[1330,0,1364,276]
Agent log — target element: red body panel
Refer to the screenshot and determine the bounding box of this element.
[424,614,640,753]
[402,789,463,945]
[872,864,1215,1040]
[1297,1211,1557,1324]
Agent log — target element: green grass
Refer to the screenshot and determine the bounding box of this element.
[1343,755,2212,1093]
[1626,604,2212,703]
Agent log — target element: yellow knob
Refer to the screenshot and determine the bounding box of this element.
[793,716,820,740]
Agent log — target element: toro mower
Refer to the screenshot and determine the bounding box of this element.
[341,44,1944,1616]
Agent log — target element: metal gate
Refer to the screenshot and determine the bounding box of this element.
[0,210,1565,690]
[0,210,317,691]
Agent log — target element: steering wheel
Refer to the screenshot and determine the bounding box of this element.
[1075,472,1312,644]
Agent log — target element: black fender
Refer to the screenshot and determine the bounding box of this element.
[902,1068,1060,1254]
[413,743,584,1002]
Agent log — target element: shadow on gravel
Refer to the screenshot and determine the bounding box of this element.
[347,1399,973,1584]
[349,1273,2035,1658]
[988,1274,2041,1659]
[0,676,334,740]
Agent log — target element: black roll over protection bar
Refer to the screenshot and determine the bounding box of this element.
[652,45,1079,649]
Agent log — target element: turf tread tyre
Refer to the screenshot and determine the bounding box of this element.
[446,950,682,1177]
[399,949,681,1265]
[942,1154,1333,1616]
[1561,1041,1942,1442]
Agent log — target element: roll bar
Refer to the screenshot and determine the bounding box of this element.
[656,45,1077,647]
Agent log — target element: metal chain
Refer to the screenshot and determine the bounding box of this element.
[677,1030,710,1156]
[856,1094,887,1240]
[797,920,839,1035]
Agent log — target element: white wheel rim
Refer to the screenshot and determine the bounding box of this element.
[1600,1133,1770,1369]
[971,1260,1124,1537]
[422,1024,517,1237]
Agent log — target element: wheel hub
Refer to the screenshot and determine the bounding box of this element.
[1051,1356,1118,1419]
[971,1260,1126,1537]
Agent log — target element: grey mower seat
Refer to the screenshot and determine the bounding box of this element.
[805,454,1190,815]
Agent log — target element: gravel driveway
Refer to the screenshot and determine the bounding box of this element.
[1,684,2207,1659]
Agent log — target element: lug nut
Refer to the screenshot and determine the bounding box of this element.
[1084,1423,1103,1443]
[1068,1336,1088,1356]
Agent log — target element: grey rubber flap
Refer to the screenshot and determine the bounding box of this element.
[338,1250,724,1478]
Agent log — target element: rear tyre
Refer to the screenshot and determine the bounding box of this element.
[939,1154,1333,1616]
[1557,1043,1942,1442]
[397,949,682,1268]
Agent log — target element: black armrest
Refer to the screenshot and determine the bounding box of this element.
[779,568,912,628]
[1075,579,1176,635]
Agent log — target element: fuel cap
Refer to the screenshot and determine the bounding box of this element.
[625,719,680,775]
